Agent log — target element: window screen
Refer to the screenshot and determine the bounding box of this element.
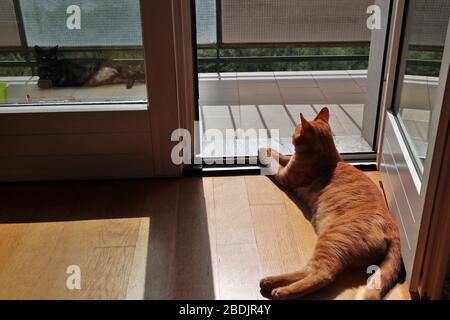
[196,0,217,45]
[220,0,373,44]
[409,0,450,48]
[18,0,143,47]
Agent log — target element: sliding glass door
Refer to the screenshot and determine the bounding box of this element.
[194,0,392,162]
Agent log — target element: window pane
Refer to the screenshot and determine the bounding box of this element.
[0,0,147,107]
[395,0,450,174]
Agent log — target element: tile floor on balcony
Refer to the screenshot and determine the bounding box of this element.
[1,71,434,159]
[198,70,373,158]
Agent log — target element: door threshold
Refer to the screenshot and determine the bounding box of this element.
[183,161,377,177]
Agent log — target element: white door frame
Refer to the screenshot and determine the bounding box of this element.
[377,0,450,292]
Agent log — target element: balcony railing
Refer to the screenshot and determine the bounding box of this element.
[0,0,443,77]
[195,0,443,73]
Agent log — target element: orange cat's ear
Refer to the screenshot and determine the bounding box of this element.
[300,113,311,132]
[315,107,330,123]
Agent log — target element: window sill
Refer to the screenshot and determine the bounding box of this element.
[0,103,148,114]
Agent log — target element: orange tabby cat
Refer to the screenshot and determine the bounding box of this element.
[258,107,402,300]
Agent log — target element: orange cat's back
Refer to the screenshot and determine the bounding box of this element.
[327,162,386,206]
[314,162,392,234]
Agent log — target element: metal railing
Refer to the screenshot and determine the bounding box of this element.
[194,0,442,71]
[195,0,372,68]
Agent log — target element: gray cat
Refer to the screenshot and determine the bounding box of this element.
[35,46,145,89]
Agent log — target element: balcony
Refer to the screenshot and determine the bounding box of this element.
[199,70,371,157]
[198,70,439,158]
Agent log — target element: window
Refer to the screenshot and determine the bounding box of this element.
[0,0,146,107]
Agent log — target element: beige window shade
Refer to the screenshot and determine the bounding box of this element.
[0,0,21,47]
[221,0,373,45]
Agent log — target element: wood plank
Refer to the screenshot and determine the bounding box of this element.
[38,224,137,300]
[95,181,147,247]
[216,243,262,300]
[212,176,263,299]
[213,176,256,245]
[126,217,151,300]
[138,180,180,299]
[172,178,216,299]
[250,204,304,276]
[81,246,136,300]
[0,222,66,299]
[365,171,384,193]
[202,177,219,295]
[245,176,285,206]
[173,180,207,297]
[282,192,317,262]
[38,219,99,300]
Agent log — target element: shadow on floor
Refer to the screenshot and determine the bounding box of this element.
[142,178,216,299]
[0,178,216,299]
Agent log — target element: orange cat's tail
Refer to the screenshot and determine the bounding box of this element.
[357,236,402,300]
[378,237,402,298]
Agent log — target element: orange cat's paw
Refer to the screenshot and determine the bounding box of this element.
[271,288,291,300]
[259,147,272,156]
[355,286,382,300]
[258,148,272,166]
[260,276,276,292]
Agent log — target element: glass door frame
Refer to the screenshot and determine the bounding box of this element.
[192,0,394,169]
[377,0,450,292]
